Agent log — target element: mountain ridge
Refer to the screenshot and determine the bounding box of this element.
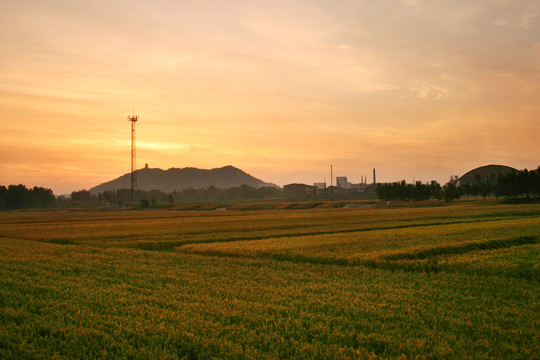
[89,165,276,194]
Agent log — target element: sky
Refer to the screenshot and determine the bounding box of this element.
[1,0,539,194]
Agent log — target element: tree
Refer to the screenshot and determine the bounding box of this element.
[479,181,491,199]
[71,190,94,203]
[0,186,8,210]
[32,186,55,208]
[430,182,443,200]
[461,183,472,198]
[471,183,481,199]
[7,185,33,209]
[533,167,540,197]
[442,182,462,202]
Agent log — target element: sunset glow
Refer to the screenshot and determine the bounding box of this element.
[1,0,539,194]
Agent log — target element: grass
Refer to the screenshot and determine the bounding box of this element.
[0,202,538,359]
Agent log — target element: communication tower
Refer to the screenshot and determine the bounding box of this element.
[128,113,139,199]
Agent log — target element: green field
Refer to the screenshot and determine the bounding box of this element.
[0,202,538,359]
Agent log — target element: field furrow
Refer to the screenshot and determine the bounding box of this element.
[0,202,538,359]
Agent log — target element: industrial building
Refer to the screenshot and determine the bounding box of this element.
[283,183,318,199]
[284,168,377,200]
[313,182,326,190]
[336,177,350,189]
[456,165,517,186]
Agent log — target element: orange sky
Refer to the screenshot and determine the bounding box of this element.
[1,0,539,194]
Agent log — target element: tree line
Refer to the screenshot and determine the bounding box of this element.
[3,168,538,210]
[462,167,540,199]
[376,167,540,202]
[69,185,283,207]
[0,185,55,210]
[0,184,282,209]
[376,181,462,202]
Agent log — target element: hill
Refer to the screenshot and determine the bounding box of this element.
[89,165,275,194]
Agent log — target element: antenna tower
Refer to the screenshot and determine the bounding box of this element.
[128,113,139,200]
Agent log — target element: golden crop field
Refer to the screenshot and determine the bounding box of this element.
[0,202,538,359]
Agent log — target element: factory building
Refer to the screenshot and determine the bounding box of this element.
[336,177,351,189]
[457,165,517,186]
[313,182,327,190]
[283,183,318,199]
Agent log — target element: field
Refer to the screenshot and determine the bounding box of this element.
[0,202,538,359]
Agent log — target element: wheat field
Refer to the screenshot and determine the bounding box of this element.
[0,202,538,359]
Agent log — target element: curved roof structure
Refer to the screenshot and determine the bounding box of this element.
[457,164,517,186]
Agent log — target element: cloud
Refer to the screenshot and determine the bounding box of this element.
[1,0,539,193]
[408,84,448,100]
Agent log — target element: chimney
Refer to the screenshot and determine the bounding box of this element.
[373,168,376,184]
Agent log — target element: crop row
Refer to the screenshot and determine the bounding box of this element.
[175,215,540,279]
[0,237,538,359]
[1,203,538,250]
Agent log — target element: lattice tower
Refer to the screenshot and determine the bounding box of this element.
[128,114,139,198]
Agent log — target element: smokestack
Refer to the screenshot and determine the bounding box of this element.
[330,165,334,195]
[373,168,376,184]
